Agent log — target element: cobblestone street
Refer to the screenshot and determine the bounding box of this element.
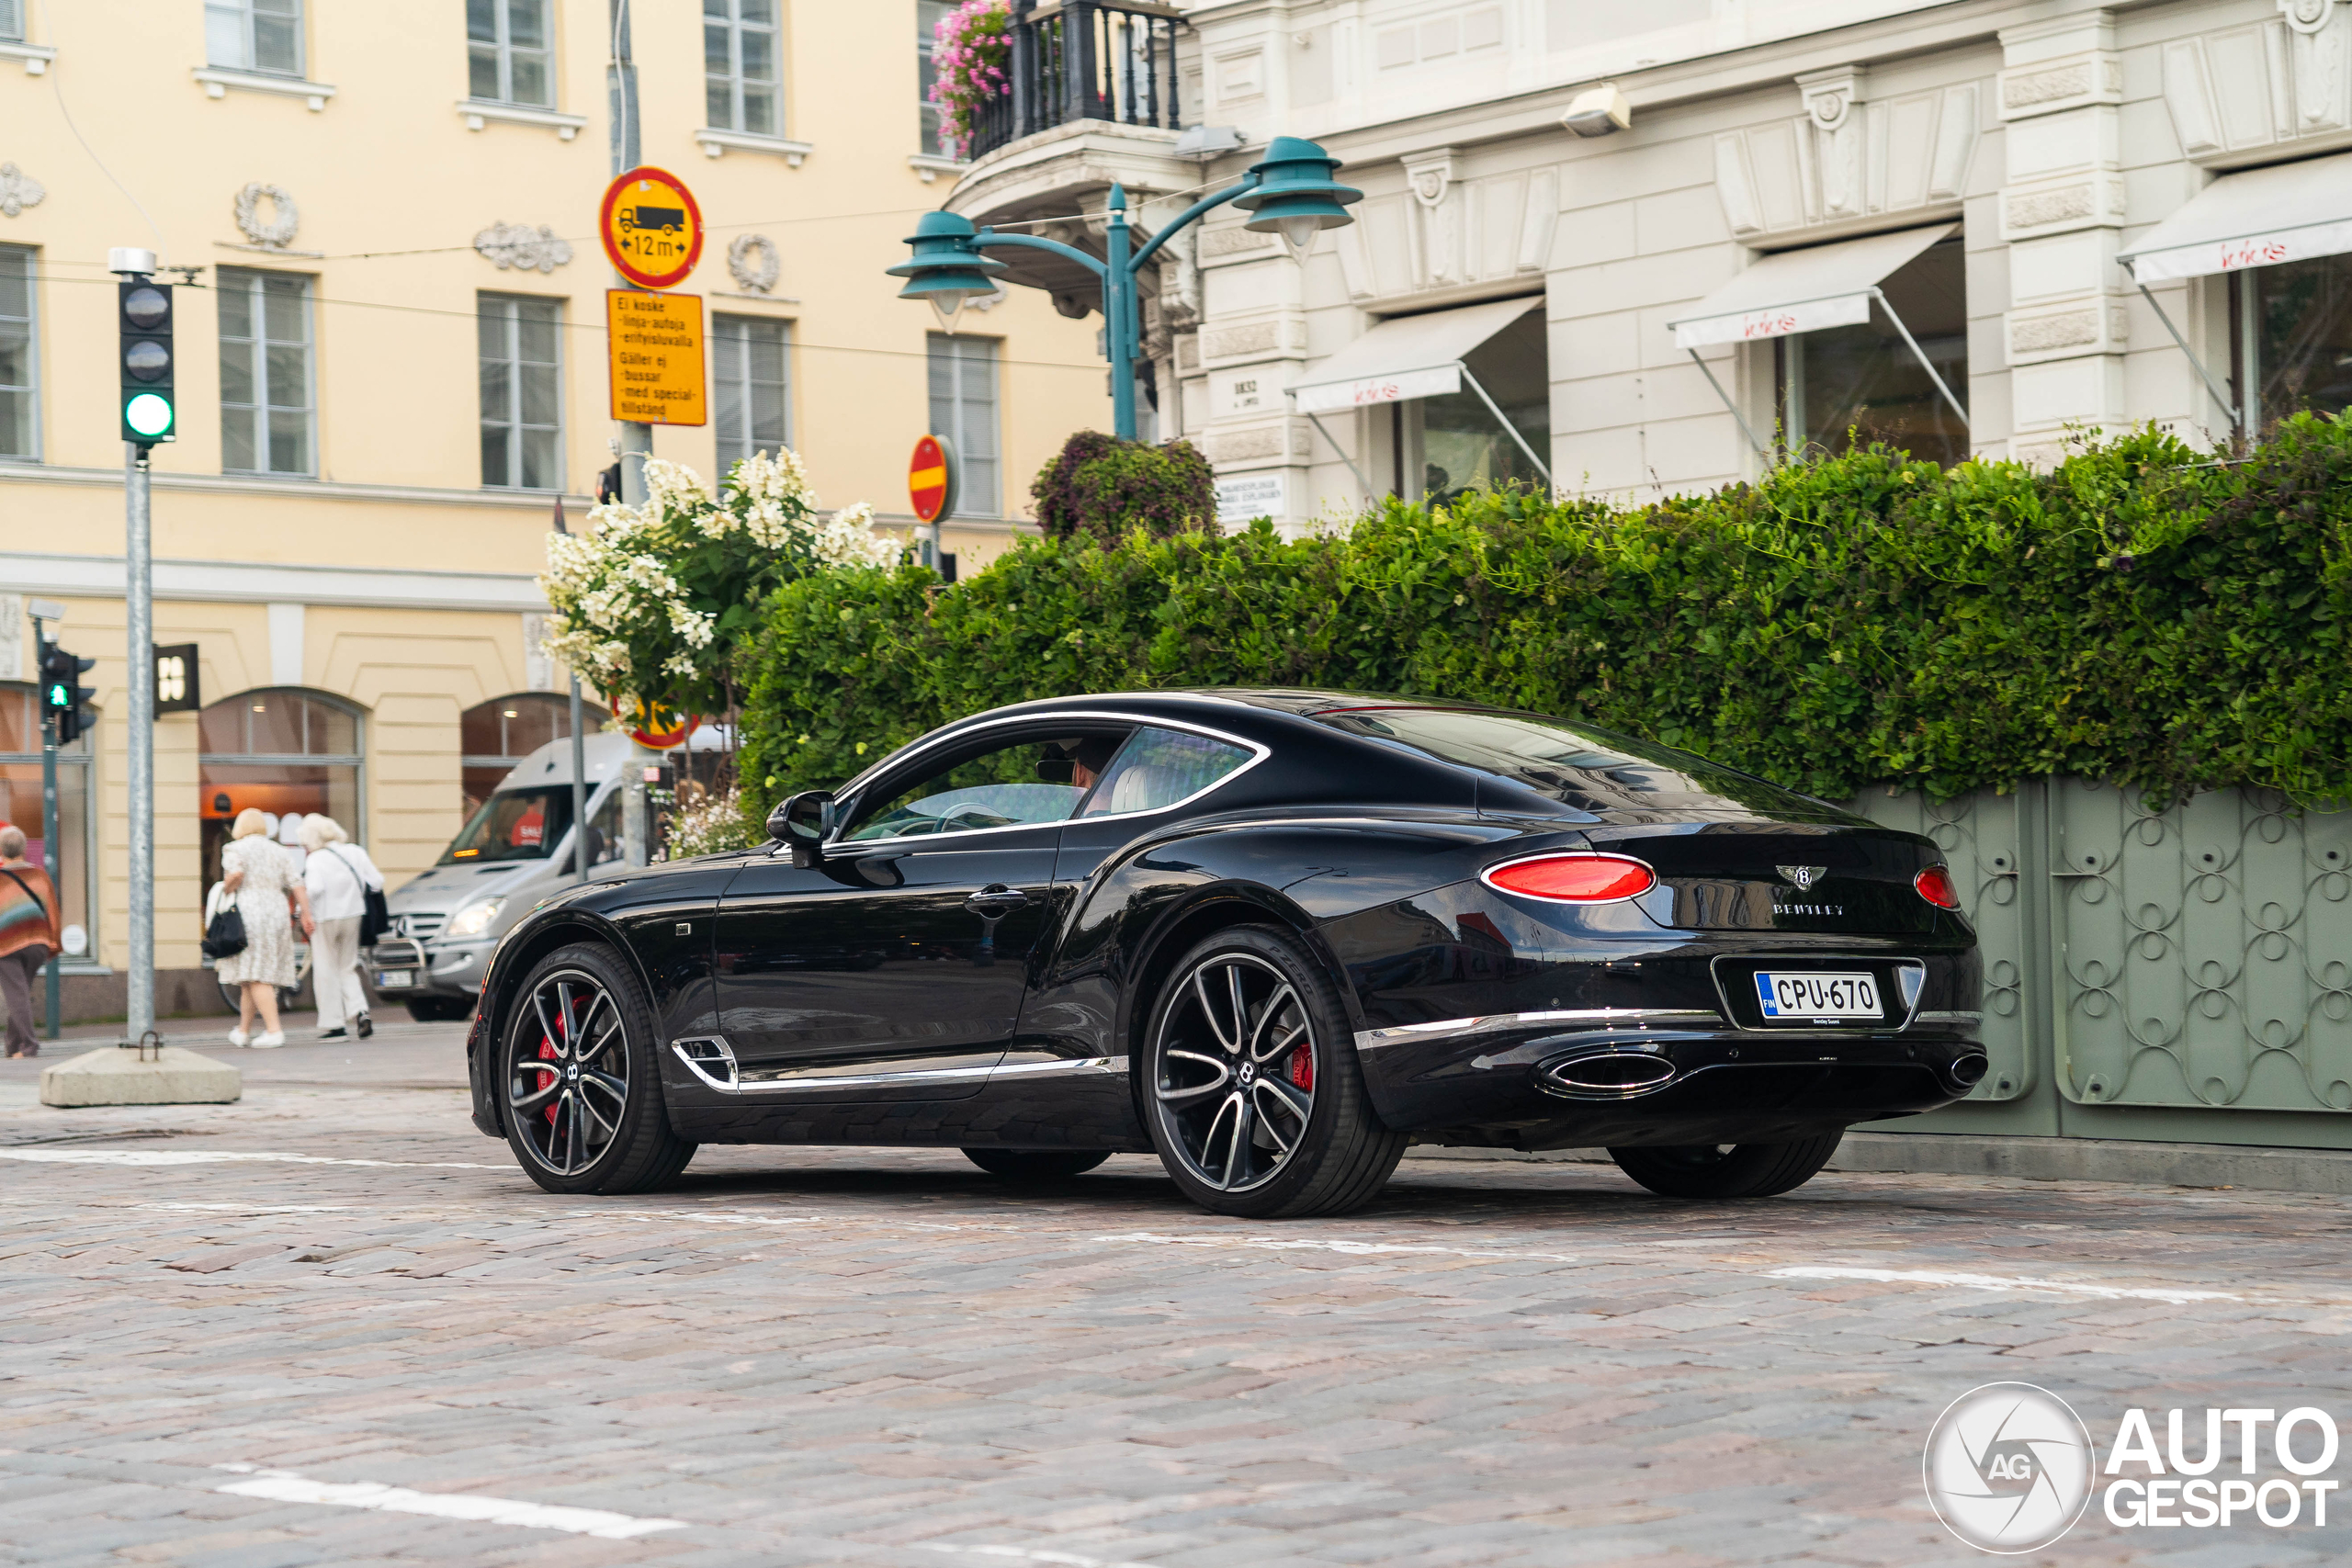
[1,1025,2346,1566]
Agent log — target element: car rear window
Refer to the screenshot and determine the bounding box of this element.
[1313,707,1835,817]
[1080,727,1254,817]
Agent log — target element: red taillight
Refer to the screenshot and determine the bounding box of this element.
[1915,864,1962,910]
[1484,853,1656,903]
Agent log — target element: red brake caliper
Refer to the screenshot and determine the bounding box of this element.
[1289,1040,1314,1091]
[538,1007,561,1126]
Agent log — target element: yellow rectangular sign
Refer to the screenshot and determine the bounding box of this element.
[606,289,707,426]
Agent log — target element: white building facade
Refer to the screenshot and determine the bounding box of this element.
[947,0,2352,525]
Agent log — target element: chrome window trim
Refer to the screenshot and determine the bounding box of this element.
[1354,1009,1721,1051]
[670,1049,1126,1096]
[1476,849,1657,906]
[827,710,1273,855]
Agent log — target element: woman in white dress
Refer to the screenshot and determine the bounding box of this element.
[300,813,383,1042]
[218,807,315,1048]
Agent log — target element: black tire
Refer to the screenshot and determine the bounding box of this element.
[961,1148,1113,1181]
[1606,1134,1844,1200]
[499,942,695,1195]
[1141,926,1405,1219]
[405,996,473,1023]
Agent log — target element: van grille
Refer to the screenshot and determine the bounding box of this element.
[398,912,447,940]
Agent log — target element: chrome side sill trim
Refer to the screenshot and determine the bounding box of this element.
[676,1051,1127,1096]
[1355,1009,1721,1051]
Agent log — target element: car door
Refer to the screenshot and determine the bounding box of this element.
[709,727,1123,1098]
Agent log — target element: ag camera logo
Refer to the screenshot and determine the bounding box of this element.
[1923,1382,2097,1552]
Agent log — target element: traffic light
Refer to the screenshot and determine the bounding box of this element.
[40,641,96,746]
[119,279,175,445]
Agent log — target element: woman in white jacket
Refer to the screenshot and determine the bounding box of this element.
[300,814,383,1041]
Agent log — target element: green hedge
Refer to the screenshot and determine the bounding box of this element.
[741,418,2352,818]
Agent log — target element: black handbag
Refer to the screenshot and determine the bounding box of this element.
[329,847,392,946]
[202,905,247,961]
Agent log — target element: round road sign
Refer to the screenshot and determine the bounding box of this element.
[599,167,706,291]
[910,434,957,525]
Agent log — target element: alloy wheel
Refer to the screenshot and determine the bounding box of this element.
[1152,953,1318,1193]
[507,968,631,1178]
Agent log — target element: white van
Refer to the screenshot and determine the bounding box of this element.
[375,731,639,1020]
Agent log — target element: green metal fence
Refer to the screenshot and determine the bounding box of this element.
[1854,780,2352,1148]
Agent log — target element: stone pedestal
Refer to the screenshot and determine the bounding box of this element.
[39,1045,243,1108]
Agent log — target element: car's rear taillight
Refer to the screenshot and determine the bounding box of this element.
[1483,852,1656,903]
[1914,865,1962,910]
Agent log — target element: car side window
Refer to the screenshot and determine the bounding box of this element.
[843,736,1103,843]
[1080,727,1253,818]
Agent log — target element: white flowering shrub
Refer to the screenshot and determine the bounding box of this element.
[663,782,758,859]
[539,451,896,720]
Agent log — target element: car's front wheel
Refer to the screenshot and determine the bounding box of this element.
[501,942,695,1195]
[1142,927,1404,1219]
[1606,1134,1843,1200]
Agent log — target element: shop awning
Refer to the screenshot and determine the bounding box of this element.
[1668,223,1956,350]
[1289,297,1540,414]
[2118,151,2352,283]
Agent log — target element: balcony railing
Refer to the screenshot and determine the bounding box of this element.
[968,0,1185,164]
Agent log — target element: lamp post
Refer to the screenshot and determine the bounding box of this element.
[889,137,1361,443]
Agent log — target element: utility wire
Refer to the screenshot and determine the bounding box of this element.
[41,0,169,262]
[26,269,1108,375]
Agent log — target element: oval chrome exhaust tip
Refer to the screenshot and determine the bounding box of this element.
[1536,1050,1679,1100]
[1943,1053,1989,1091]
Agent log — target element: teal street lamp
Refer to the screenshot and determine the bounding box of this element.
[890,135,1361,441]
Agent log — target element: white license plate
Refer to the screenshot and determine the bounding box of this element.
[374,970,416,989]
[1754,971,1881,1021]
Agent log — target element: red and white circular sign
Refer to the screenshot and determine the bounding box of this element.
[598,167,706,291]
[909,434,955,524]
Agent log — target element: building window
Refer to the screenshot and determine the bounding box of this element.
[1776,237,1968,466]
[479,294,562,491]
[460,693,573,821]
[705,0,780,136]
[927,333,1000,515]
[0,684,92,959]
[1408,308,1547,506]
[712,314,789,484]
[0,245,35,461]
[0,0,24,44]
[918,0,956,156]
[218,268,315,478]
[2233,253,2352,433]
[198,688,363,895]
[206,0,303,76]
[468,0,553,107]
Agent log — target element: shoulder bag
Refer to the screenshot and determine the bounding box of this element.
[202,877,248,962]
[332,845,393,947]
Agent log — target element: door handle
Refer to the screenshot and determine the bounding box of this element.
[964,886,1031,914]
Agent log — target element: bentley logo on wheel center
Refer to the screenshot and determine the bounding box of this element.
[1923,1382,2097,1553]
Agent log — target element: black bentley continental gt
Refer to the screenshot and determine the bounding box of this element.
[464,690,1983,1217]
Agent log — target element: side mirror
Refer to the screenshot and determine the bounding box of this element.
[766,789,837,852]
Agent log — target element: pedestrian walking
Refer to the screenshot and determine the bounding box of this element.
[300,814,381,1041]
[218,807,313,1049]
[0,825,60,1059]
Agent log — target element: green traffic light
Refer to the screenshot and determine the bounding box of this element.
[46,683,67,708]
[125,391,174,438]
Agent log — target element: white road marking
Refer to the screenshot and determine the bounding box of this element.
[915,1544,1161,1568]
[1091,1230,1577,1263]
[210,1465,685,1540]
[1770,1265,2242,1303]
[0,1149,511,1170]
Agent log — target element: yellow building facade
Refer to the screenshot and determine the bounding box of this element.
[0,0,1107,1017]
